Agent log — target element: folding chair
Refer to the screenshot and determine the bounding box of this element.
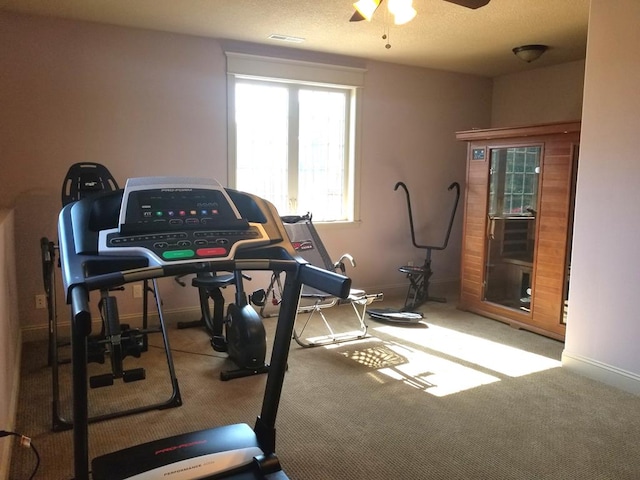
[262,214,382,348]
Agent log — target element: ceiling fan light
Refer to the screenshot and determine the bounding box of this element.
[387,0,416,25]
[353,0,381,22]
[387,0,408,13]
[392,6,417,25]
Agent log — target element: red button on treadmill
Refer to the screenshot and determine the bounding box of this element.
[196,247,227,257]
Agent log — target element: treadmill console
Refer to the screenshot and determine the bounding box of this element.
[98,177,269,265]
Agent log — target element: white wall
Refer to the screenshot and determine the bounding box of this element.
[492,60,585,127]
[0,11,492,340]
[327,60,491,293]
[562,0,640,394]
[0,11,230,338]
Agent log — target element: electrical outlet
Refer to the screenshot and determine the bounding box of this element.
[35,294,47,309]
[407,260,414,267]
[133,284,143,298]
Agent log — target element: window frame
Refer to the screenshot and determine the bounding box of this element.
[489,145,542,217]
[226,52,365,223]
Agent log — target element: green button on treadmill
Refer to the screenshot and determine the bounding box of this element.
[162,249,195,260]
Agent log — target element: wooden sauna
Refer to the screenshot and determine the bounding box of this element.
[456,122,580,340]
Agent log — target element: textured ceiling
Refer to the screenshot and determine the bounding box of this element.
[0,0,590,77]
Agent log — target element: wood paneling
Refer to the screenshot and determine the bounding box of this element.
[456,122,580,141]
[460,143,489,304]
[456,123,579,340]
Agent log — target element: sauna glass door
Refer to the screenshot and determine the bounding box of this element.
[484,146,541,311]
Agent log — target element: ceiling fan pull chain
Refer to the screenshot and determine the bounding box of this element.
[382,14,391,49]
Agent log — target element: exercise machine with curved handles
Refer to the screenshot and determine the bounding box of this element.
[394,180,460,310]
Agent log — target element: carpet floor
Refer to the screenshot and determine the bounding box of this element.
[9,297,640,479]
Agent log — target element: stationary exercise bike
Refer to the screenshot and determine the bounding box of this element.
[224,273,270,380]
[368,181,460,324]
[185,270,269,381]
[395,180,460,309]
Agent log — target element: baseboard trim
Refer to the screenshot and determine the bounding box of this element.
[562,351,640,396]
[21,277,462,343]
[20,306,202,343]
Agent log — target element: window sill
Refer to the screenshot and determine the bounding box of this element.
[314,219,362,230]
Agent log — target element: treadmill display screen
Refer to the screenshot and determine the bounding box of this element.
[122,188,245,234]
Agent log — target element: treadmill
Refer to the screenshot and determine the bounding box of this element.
[57,176,351,480]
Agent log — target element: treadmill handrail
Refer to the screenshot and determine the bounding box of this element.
[68,260,350,478]
[76,260,349,298]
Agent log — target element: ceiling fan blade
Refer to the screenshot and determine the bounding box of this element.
[442,0,491,9]
[349,0,383,22]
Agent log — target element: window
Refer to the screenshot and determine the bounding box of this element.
[226,52,365,222]
[488,146,541,216]
[504,147,541,215]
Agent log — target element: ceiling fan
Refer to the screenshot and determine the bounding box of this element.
[350,0,491,23]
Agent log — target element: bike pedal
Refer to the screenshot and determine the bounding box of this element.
[211,336,228,352]
[89,373,114,389]
[123,368,146,383]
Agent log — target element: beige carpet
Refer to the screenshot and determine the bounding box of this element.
[9,297,640,479]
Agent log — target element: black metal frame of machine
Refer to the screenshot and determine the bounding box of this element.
[57,176,351,480]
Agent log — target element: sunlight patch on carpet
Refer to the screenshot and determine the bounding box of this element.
[335,338,500,397]
[374,324,561,377]
[376,341,500,396]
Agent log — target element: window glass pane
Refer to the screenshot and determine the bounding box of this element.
[524,174,536,197]
[228,54,362,223]
[232,78,354,222]
[298,89,347,221]
[513,151,525,173]
[235,82,289,214]
[484,146,541,310]
[524,152,536,172]
[499,147,541,215]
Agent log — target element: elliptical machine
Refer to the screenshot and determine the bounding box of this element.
[368,181,460,324]
[395,181,460,309]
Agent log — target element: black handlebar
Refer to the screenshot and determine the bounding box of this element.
[60,179,353,480]
[394,181,461,252]
[73,259,350,319]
